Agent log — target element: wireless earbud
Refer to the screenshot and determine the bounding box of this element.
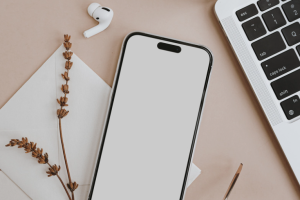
[83,3,114,38]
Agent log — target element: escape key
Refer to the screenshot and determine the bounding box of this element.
[236,4,258,22]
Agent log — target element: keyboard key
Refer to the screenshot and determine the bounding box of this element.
[236,4,259,22]
[282,0,300,22]
[271,69,300,100]
[280,95,300,120]
[262,8,286,31]
[242,17,267,41]
[296,45,300,55]
[251,32,286,61]
[282,22,300,46]
[258,0,279,11]
[261,49,300,80]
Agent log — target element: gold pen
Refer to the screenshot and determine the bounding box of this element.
[223,163,243,200]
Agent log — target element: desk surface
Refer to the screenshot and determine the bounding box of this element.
[1,0,300,199]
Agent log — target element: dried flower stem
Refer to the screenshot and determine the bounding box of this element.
[58,174,71,200]
[57,34,77,200]
[6,35,77,200]
[47,163,72,200]
[5,138,72,200]
[58,118,73,198]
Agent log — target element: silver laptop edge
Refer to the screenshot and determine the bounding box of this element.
[215,0,300,184]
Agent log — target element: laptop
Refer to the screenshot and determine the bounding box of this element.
[215,0,300,183]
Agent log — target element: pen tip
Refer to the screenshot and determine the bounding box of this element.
[237,163,243,173]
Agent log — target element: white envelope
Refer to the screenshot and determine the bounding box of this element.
[0,45,200,200]
[0,44,111,199]
[0,169,31,200]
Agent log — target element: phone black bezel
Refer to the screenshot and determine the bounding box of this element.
[88,32,213,200]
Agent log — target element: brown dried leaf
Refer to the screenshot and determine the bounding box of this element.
[57,97,69,107]
[46,164,61,177]
[64,42,72,50]
[63,110,69,117]
[67,181,79,192]
[61,72,70,81]
[65,61,73,70]
[38,154,47,164]
[31,143,36,150]
[63,51,73,60]
[57,109,69,118]
[6,138,52,172]
[61,84,69,94]
[64,34,71,42]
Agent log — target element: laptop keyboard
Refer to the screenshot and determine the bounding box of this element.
[242,17,267,41]
[262,8,286,31]
[282,1,300,22]
[251,32,286,60]
[236,0,300,120]
[261,49,300,80]
[258,0,279,11]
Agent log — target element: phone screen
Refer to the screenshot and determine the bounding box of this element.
[89,33,212,200]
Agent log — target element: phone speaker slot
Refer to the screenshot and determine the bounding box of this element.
[157,42,181,53]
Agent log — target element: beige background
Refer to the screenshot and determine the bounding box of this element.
[0,0,300,199]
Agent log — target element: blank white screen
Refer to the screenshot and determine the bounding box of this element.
[91,34,210,200]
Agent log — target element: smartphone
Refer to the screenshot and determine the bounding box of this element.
[89,32,213,200]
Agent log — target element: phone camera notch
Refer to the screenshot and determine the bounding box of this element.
[157,42,181,53]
